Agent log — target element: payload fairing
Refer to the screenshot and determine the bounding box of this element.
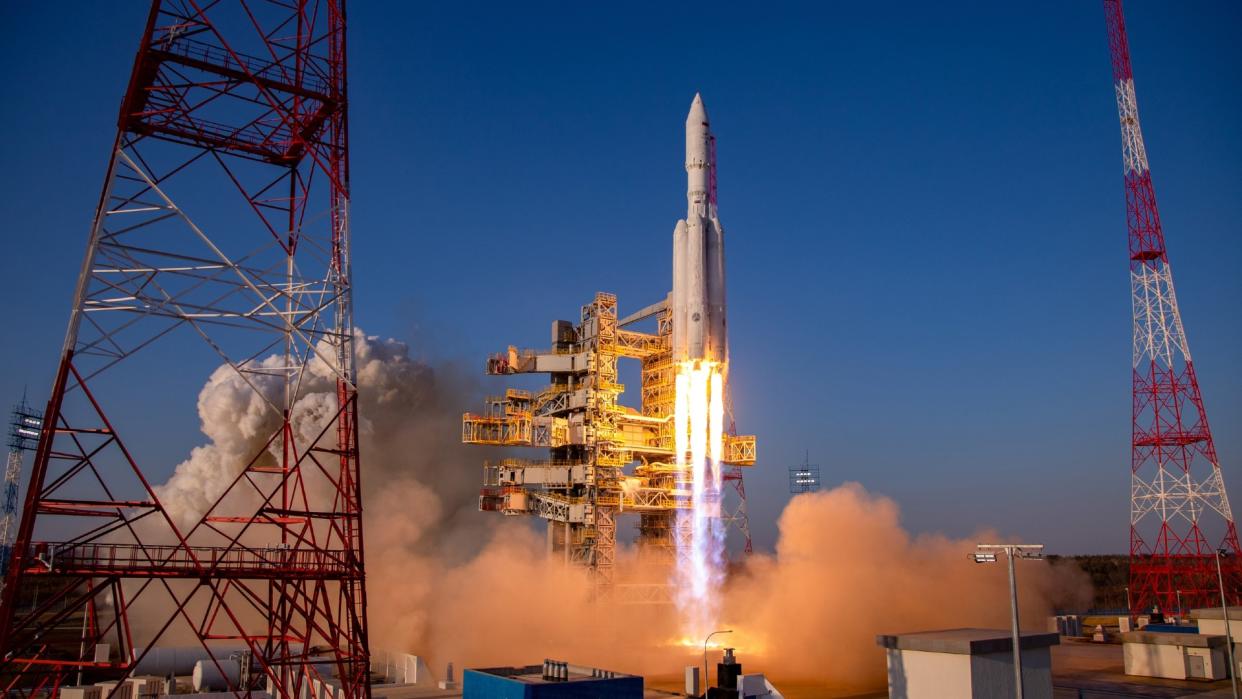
[671,93,727,365]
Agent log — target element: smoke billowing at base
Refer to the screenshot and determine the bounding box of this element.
[157,331,1090,691]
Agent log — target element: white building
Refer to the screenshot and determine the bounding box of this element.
[1192,606,1242,642]
[1191,606,1242,676]
[876,628,1059,699]
[1121,630,1229,680]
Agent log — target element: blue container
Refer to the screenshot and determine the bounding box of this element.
[1143,623,1199,634]
[463,667,643,699]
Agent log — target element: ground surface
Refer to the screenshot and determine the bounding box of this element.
[1051,638,1236,698]
[649,638,1241,698]
[646,674,884,699]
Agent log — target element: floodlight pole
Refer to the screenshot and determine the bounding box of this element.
[1007,549,1022,699]
[703,629,733,695]
[977,543,1044,699]
[1215,550,1238,699]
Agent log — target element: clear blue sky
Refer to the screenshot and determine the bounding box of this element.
[1,2,1238,554]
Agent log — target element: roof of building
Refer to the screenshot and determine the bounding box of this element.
[466,664,636,685]
[1190,607,1242,621]
[875,627,1060,655]
[1122,630,1230,648]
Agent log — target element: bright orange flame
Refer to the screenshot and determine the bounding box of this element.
[709,369,723,500]
[689,364,708,506]
[673,359,727,640]
[674,369,689,478]
[665,629,768,657]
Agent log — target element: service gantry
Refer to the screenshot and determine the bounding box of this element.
[462,292,756,597]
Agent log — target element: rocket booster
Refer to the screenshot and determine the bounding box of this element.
[672,93,727,365]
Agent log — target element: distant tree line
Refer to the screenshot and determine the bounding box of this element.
[1048,554,1129,611]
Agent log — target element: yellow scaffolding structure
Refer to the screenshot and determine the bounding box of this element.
[463,291,757,598]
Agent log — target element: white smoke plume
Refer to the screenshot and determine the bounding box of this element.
[154,330,1090,691]
[153,329,505,649]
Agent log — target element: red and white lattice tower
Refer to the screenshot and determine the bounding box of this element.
[1104,0,1241,615]
[0,1,369,696]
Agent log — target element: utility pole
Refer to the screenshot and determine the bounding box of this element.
[973,543,1045,699]
[1,392,41,585]
[1216,550,1238,699]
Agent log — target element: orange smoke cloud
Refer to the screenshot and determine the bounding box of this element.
[380,481,1089,693]
[722,484,1090,689]
[154,333,1090,693]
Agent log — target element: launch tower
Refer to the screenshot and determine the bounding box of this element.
[462,293,756,598]
[463,95,757,599]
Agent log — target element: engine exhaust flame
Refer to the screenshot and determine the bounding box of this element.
[673,360,727,641]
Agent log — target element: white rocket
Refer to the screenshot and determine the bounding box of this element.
[671,93,727,365]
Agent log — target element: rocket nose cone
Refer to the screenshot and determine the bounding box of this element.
[687,92,709,127]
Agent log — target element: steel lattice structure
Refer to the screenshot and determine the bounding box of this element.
[463,295,757,600]
[1103,0,1241,615]
[788,452,820,495]
[721,467,753,556]
[721,410,753,556]
[0,1,369,696]
[1,394,43,581]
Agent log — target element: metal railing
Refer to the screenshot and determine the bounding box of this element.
[23,541,354,578]
[156,36,332,97]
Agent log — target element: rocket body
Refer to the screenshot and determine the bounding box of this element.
[672,93,727,364]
